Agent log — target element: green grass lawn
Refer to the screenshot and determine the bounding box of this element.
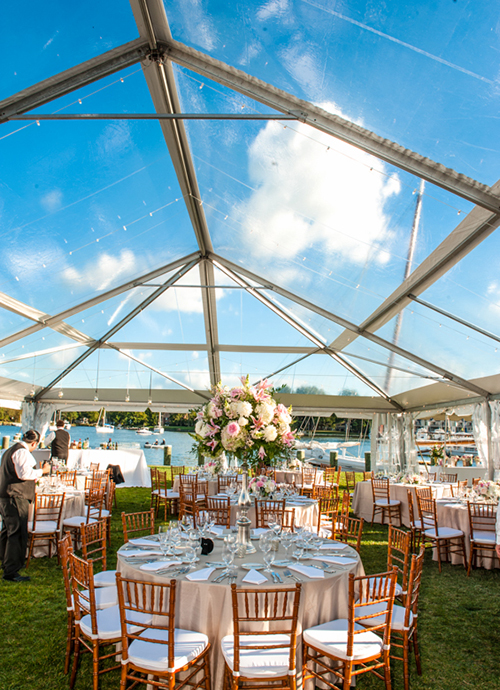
[1,482,499,690]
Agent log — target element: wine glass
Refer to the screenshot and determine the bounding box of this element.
[158,525,171,557]
[184,546,197,571]
[222,540,235,573]
[267,516,282,538]
[263,548,275,573]
[292,543,304,564]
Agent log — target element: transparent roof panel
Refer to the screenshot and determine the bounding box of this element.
[60,348,210,391]
[165,0,500,184]
[1,96,200,313]
[1,2,138,99]
[377,303,500,383]
[0,312,39,343]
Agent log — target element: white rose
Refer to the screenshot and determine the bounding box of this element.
[263,424,278,442]
[195,420,205,436]
[278,421,290,435]
[238,417,249,426]
[228,401,240,418]
[207,401,216,418]
[237,401,253,418]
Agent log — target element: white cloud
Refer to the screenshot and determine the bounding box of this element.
[256,0,292,21]
[95,122,132,158]
[185,369,211,389]
[62,249,138,292]
[149,268,226,314]
[40,189,63,212]
[236,102,400,266]
[178,0,217,51]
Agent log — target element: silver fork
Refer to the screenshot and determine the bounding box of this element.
[283,569,302,582]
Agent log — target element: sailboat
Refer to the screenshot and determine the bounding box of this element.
[95,408,114,434]
[153,411,164,435]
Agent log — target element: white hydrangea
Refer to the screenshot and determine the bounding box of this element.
[228,401,240,418]
[195,420,208,437]
[256,402,275,425]
[263,424,278,442]
[206,401,217,418]
[237,401,253,418]
[238,417,249,426]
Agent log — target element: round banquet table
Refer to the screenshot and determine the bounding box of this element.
[117,534,363,689]
[352,480,453,527]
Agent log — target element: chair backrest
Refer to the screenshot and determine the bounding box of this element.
[371,477,390,502]
[441,473,457,483]
[403,547,425,629]
[282,507,295,533]
[106,480,116,512]
[121,509,155,543]
[472,477,481,488]
[170,465,185,478]
[345,471,357,494]
[33,492,65,529]
[467,501,497,538]
[179,489,199,526]
[415,486,434,501]
[205,496,231,527]
[387,525,411,597]
[80,519,107,571]
[229,583,302,677]
[351,569,397,658]
[302,468,316,485]
[338,515,364,552]
[407,489,418,530]
[415,495,439,534]
[323,467,341,485]
[86,484,106,523]
[315,485,340,518]
[150,467,160,493]
[58,533,74,612]
[57,470,77,487]
[89,462,99,471]
[313,484,339,502]
[69,551,97,633]
[179,473,198,487]
[255,499,285,529]
[92,469,111,485]
[116,574,176,668]
[217,474,238,492]
[362,471,373,481]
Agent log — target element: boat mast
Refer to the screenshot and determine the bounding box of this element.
[384,179,425,392]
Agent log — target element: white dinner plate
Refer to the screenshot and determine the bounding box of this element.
[273,560,293,567]
[241,563,264,570]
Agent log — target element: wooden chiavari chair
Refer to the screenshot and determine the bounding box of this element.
[467,501,498,575]
[337,515,364,553]
[407,489,423,552]
[121,509,155,543]
[440,472,458,483]
[116,574,211,690]
[362,470,374,481]
[314,485,340,536]
[149,467,160,516]
[472,477,481,488]
[156,471,180,520]
[359,548,425,690]
[344,470,357,498]
[89,462,99,472]
[217,474,238,493]
[80,519,117,587]
[26,492,65,566]
[282,507,296,533]
[450,479,467,497]
[371,477,402,526]
[415,485,435,501]
[59,534,75,674]
[57,470,77,487]
[63,483,106,549]
[69,553,127,690]
[222,582,302,689]
[322,466,341,487]
[170,464,185,482]
[416,494,467,572]
[255,499,285,529]
[178,486,201,527]
[205,495,231,527]
[88,480,115,545]
[297,467,317,497]
[386,525,411,603]
[303,569,397,690]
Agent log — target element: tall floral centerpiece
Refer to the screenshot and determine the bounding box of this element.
[191,376,296,555]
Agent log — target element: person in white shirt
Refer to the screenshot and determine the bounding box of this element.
[0,430,50,582]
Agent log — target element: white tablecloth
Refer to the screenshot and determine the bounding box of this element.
[66,449,150,488]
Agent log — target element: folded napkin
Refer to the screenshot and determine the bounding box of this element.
[312,555,357,566]
[139,560,183,572]
[252,528,269,537]
[289,564,324,579]
[129,537,159,546]
[242,569,268,585]
[320,543,347,550]
[121,549,163,558]
[210,526,225,537]
[185,567,216,581]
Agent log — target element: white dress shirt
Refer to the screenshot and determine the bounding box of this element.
[45,431,55,446]
[11,441,43,481]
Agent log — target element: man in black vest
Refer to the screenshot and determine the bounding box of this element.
[0,430,50,582]
[45,419,71,461]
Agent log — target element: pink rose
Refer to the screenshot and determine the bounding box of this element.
[226,422,240,438]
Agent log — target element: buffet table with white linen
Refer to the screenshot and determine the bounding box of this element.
[117,533,363,689]
[352,480,453,527]
[66,449,150,488]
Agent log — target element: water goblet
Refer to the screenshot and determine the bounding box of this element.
[158,525,172,557]
[292,544,304,564]
[184,546,197,571]
[222,541,235,572]
[263,549,276,573]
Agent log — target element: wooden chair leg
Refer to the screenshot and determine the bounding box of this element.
[69,635,80,689]
[92,640,100,690]
[436,541,443,573]
[402,631,410,690]
[26,535,35,568]
[413,629,423,675]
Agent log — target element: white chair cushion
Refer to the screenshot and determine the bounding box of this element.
[374,499,401,506]
[367,576,403,597]
[472,530,496,544]
[166,490,179,498]
[303,619,383,661]
[63,516,97,528]
[94,570,118,587]
[79,584,118,610]
[126,627,209,673]
[79,604,152,641]
[414,519,422,529]
[28,520,58,533]
[356,602,413,632]
[424,527,464,539]
[89,508,110,518]
[221,633,292,678]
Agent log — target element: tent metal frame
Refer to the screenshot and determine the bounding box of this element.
[0,0,498,410]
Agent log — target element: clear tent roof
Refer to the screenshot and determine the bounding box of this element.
[0,0,499,414]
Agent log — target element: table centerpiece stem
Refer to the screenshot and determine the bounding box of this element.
[236,460,256,556]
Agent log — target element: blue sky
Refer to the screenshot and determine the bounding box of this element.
[0,1,499,398]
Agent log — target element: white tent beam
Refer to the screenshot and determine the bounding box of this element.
[0,252,201,351]
[34,258,200,401]
[199,259,221,386]
[211,253,490,399]
[0,39,149,122]
[158,38,500,213]
[330,180,500,351]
